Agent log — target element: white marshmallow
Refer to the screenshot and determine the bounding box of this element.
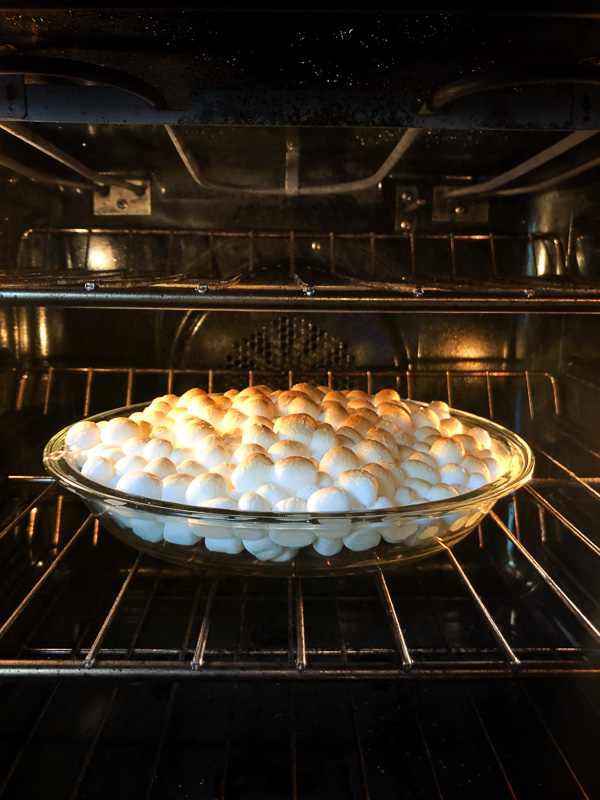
[269,524,315,548]
[429,437,465,467]
[87,444,124,462]
[272,497,308,513]
[143,438,173,461]
[237,492,271,513]
[361,463,397,498]
[404,477,433,497]
[306,486,353,513]
[161,472,194,503]
[310,426,340,459]
[116,470,162,500]
[402,459,439,484]
[439,463,469,489]
[100,416,141,446]
[169,446,196,466]
[130,517,164,542]
[272,456,318,492]
[197,445,231,470]
[65,420,101,450]
[243,537,284,561]
[121,436,149,457]
[353,438,393,466]
[115,454,147,477]
[164,521,200,546]
[149,425,177,446]
[420,483,460,502]
[205,537,245,554]
[394,485,418,506]
[343,526,381,551]
[296,483,321,501]
[256,482,293,507]
[313,537,344,556]
[186,472,229,505]
[81,455,115,486]
[210,461,237,487]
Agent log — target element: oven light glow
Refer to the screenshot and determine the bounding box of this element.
[87,238,116,271]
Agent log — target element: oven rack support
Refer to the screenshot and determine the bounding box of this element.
[4,228,598,311]
[0,367,598,680]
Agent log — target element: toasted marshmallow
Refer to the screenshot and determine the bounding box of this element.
[143,438,173,461]
[116,469,162,500]
[178,388,207,407]
[221,408,248,433]
[288,395,321,419]
[141,409,170,428]
[439,417,462,437]
[378,403,413,432]
[291,382,324,404]
[239,394,277,420]
[319,446,360,479]
[143,457,177,479]
[273,413,318,446]
[361,463,397,498]
[373,388,401,406]
[336,425,363,444]
[353,438,393,466]
[178,419,214,448]
[231,453,274,493]
[232,443,268,465]
[242,423,278,449]
[335,469,378,508]
[429,437,465,467]
[403,459,439,484]
[439,463,468,489]
[66,420,101,450]
[421,483,459,502]
[394,485,418,506]
[320,403,349,430]
[176,459,206,477]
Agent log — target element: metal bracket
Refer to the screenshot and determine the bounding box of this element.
[432,185,489,223]
[395,185,426,232]
[0,75,26,118]
[93,178,151,215]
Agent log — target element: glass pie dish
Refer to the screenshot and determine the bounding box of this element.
[43,402,534,576]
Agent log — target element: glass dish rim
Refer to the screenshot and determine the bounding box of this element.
[43,399,535,523]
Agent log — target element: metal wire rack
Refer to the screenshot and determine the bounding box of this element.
[1,366,599,680]
[3,228,599,311]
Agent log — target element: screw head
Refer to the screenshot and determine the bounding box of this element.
[401,191,413,202]
[400,220,412,231]
[454,206,466,215]
[116,198,128,210]
[196,284,208,294]
[84,281,95,292]
[303,285,316,297]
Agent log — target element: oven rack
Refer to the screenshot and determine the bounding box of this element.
[3,228,600,311]
[0,366,599,680]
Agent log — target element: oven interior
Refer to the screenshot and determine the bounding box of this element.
[1,8,600,800]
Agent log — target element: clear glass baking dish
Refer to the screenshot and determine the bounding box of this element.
[43,401,534,576]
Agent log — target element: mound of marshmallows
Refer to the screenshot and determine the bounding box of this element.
[63,384,510,562]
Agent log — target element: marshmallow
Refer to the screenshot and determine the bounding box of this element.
[144,457,177,480]
[273,456,318,492]
[273,413,318,446]
[115,454,147,477]
[211,462,237,487]
[221,408,248,433]
[336,425,363,444]
[178,419,214,448]
[420,483,460,502]
[320,403,349,430]
[178,387,207,406]
[141,409,170,428]
[143,438,173,461]
[343,414,372,437]
[116,470,162,500]
[402,459,439,484]
[100,417,141,446]
[87,444,124,462]
[205,537,245,554]
[378,403,413,432]
[462,455,491,480]
[310,426,340,460]
[169,446,197,466]
[176,459,206,477]
[186,472,229,505]
[439,463,469,489]
[242,423,278,449]
[313,537,344,556]
[65,420,101,450]
[291,382,324,404]
[361,463,397,498]
[243,537,284,561]
[256,482,293,507]
[197,445,232,470]
[353,438,393,466]
[231,453,274,493]
[288,395,321,419]
[394,485,419,506]
[81,455,115,486]
[162,472,194,503]
[306,486,353,513]
[453,434,480,455]
[128,414,153,438]
[150,425,177,446]
[237,492,271,513]
[268,439,310,461]
[321,390,348,407]
[319,446,360,479]
[296,483,322,501]
[164,521,200,546]
[429,437,465,467]
[335,469,378,508]
[468,426,492,449]
[121,436,149,457]
[343,526,381,551]
[232,443,268,464]
[428,400,450,419]
[373,389,401,406]
[404,477,432,497]
[439,417,463,437]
